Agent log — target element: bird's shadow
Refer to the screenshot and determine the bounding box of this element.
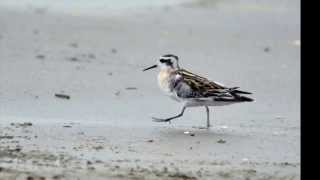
[153,125,249,141]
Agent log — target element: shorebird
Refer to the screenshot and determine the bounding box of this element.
[143,54,254,128]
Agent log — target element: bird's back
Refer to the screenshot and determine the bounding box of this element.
[173,69,254,102]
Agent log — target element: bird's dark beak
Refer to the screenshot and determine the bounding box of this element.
[143,64,158,71]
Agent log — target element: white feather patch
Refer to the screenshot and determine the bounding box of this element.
[213,80,225,87]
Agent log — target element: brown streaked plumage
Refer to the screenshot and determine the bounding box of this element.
[174,68,252,100]
[176,69,225,94]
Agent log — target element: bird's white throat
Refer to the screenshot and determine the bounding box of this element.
[158,69,174,93]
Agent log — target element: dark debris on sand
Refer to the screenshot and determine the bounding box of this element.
[55,93,70,100]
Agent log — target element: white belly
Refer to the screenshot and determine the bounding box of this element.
[169,93,183,102]
[185,98,242,107]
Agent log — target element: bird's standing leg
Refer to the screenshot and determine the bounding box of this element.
[205,106,211,128]
[152,106,187,123]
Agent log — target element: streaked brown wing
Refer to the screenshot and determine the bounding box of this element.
[176,69,228,97]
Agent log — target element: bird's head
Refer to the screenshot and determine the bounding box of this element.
[143,54,180,72]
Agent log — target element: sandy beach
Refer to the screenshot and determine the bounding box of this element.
[0,0,300,179]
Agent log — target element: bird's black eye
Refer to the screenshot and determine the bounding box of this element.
[160,59,173,67]
[160,59,167,63]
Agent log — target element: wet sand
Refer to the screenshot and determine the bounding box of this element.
[0,0,300,179]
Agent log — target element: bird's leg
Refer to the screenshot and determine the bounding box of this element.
[205,106,211,128]
[152,106,187,123]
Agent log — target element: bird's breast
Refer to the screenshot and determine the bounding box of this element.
[158,70,173,93]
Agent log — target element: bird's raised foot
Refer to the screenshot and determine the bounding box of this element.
[152,117,172,123]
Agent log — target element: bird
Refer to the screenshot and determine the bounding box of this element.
[143,54,254,128]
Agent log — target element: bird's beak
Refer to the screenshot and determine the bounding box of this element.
[143,64,158,71]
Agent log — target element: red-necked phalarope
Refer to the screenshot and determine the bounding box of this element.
[143,54,254,128]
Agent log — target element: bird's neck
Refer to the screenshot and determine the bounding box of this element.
[158,69,175,93]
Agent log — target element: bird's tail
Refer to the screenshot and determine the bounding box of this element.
[238,95,254,102]
[233,90,252,94]
[229,88,254,102]
[230,87,252,94]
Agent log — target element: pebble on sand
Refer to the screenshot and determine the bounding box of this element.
[217,139,226,144]
[184,131,195,136]
[55,93,70,100]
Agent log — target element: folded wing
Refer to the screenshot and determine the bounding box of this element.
[174,69,253,102]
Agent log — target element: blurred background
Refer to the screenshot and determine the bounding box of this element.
[0,0,193,15]
[0,0,300,126]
